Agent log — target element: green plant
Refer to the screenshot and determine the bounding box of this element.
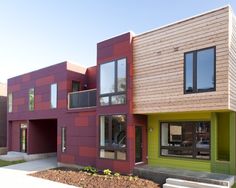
[114,172,120,177]
[103,169,112,175]
[82,166,97,174]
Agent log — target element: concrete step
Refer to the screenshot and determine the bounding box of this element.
[166,178,228,188]
[163,183,191,188]
[133,165,234,187]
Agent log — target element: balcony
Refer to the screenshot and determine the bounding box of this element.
[68,89,96,109]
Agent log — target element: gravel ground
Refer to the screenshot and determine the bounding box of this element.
[31,168,160,188]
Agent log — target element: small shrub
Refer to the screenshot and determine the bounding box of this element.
[114,172,120,177]
[129,175,133,181]
[82,166,97,174]
[103,169,112,175]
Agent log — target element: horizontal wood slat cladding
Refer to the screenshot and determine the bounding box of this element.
[229,11,236,111]
[133,7,230,114]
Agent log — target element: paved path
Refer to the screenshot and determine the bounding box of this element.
[0,157,76,187]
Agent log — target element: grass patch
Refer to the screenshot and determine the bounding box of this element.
[0,159,25,167]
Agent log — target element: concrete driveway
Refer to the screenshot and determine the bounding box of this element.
[0,157,76,187]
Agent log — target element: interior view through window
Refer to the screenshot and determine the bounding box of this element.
[161,121,210,159]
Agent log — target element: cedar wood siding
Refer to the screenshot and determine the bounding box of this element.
[133,7,229,114]
[229,8,236,111]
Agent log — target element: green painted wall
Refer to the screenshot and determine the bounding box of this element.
[148,112,232,174]
[217,112,229,161]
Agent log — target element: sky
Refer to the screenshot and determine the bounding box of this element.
[0,0,236,83]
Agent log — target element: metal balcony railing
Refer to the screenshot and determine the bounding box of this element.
[68,89,96,109]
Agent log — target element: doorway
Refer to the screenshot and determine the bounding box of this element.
[20,123,27,153]
[135,126,143,163]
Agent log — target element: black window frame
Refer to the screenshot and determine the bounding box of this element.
[160,121,211,160]
[99,58,127,106]
[99,114,127,161]
[184,46,216,94]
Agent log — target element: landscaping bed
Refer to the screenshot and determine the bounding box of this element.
[31,167,160,188]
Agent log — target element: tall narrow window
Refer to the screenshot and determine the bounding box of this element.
[50,83,57,109]
[8,93,13,113]
[61,127,66,152]
[99,58,127,106]
[29,88,34,111]
[184,47,215,93]
[100,61,115,94]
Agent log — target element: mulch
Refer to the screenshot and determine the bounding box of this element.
[31,167,160,188]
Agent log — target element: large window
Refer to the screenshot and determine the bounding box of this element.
[100,115,126,160]
[160,121,210,159]
[29,88,34,111]
[8,93,13,113]
[100,58,127,106]
[50,83,57,109]
[184,47,215,93]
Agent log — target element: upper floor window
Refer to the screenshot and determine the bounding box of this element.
[8,93,13,113]
[29,88,34,111]
[72,81,80,92]
[184,47,215,94]
[50,83,57,109]
[100,58,127,106]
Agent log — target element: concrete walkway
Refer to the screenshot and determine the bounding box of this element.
[0,157,77,187]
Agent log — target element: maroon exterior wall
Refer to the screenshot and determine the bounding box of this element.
[58,110,96,166]
[95,32,142,173]
[7,62,97,165]
[0,96,7,147]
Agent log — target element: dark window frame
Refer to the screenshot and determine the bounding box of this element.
[99,114,127,161]
[99,58,127,106]
[184,46,216,94]
[160,121,211,160]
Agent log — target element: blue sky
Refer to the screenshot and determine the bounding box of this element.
[0,0,235,83]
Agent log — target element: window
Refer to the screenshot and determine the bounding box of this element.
[8,93,13,113]
[160,121,210,159]
[50,83,57,109]
[29,88,34,111]
[184,47,215,93]
[99,58,127,106]
[61,127,66,152]
[100,115,126,160]
[72,81,80,92]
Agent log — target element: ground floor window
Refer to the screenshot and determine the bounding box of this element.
[160,121,210,159]
[61,127,66,152]
[99,115,126,160]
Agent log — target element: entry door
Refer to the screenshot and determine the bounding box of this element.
[135,126,143,163]
[20,124,27,153]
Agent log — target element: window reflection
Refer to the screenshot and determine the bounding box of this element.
[100,61,115,94]
[161,121,210,159]
[50,83,57,109]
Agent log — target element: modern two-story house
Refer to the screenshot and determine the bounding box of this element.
[7,5,236,178]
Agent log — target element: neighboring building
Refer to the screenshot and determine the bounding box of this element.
[0,83,7,147]
[7,5,236,176]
